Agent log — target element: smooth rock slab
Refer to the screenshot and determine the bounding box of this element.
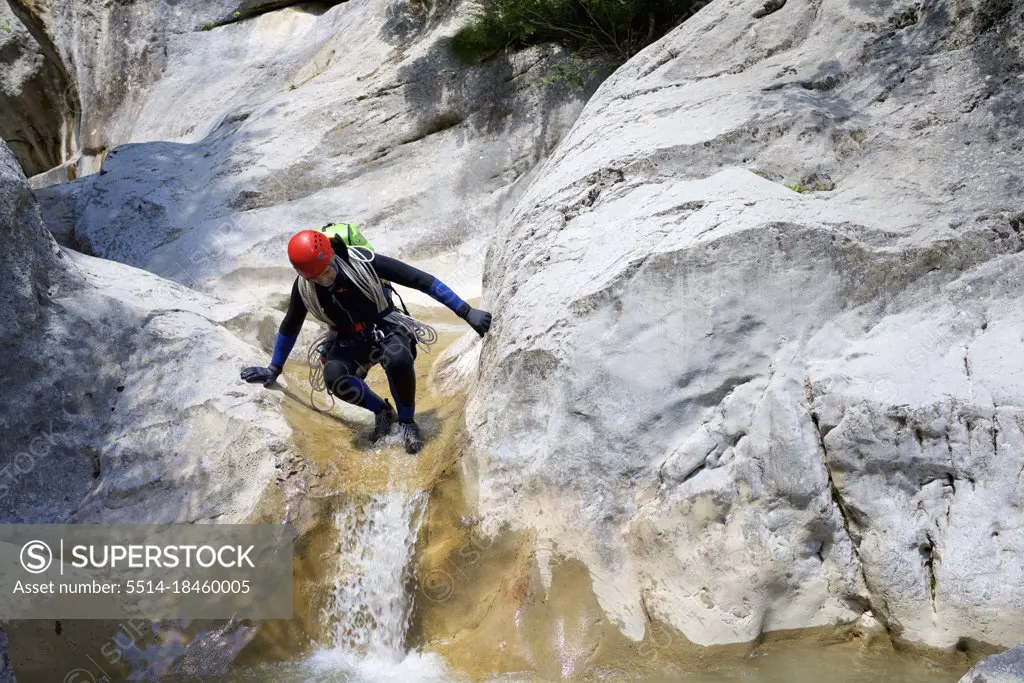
[0,136,294,526]
[28,0,590,317]
[465,0,1024,652]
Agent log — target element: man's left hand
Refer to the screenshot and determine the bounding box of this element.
[465,308,492,337]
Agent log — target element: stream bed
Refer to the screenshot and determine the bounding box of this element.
[57,308,972,683]
[224,641,970,682]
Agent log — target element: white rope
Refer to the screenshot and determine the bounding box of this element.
[297,275,338,412]
[306,329,335,412]
[297,277,332,327]
[335,248,388,310]
[334,249,438,355]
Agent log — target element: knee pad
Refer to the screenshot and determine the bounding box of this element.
[380,342,414,375]
[324,365,364,403]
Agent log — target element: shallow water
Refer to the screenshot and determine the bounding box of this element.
[638,640,966,683]
[203,637,971,682]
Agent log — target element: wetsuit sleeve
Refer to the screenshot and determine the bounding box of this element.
[270,278,307,369]
[372,254,471,317]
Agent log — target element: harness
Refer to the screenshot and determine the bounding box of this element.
[298,248,437,412]
[296,271,393,336]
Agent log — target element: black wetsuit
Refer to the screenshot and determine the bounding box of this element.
[270,255,466,422]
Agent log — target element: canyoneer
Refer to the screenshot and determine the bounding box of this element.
[241,225,491,453]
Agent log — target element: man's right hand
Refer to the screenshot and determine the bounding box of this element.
[241,364,281,387]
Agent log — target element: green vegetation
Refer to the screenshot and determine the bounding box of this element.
[786,180,833,194]
[201,11,240,32]
[450,0,708,64]
[2,17,12,33]
[541,54,605,91]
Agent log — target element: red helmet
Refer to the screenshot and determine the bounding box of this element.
[287,230,334,278]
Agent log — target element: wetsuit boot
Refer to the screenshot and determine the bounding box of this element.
[371,400,397,443]
[400,421,424,454]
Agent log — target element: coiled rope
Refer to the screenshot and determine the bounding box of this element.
[306,328,335,412]
[299,247,438,412]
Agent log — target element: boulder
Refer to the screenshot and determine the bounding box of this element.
[960,647,1024,683]
[466,0,1024,650]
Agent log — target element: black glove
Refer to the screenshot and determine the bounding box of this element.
[464,308,492,337]
[240,364,281,388]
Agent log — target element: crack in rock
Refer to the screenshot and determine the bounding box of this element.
[753,0,787,19]
[805,377,891,635]
[561,168,626,221]
[921,531,938,612]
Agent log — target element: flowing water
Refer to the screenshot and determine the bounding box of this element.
[302,491,446,681]
[227,636,971,682]
[321,493,425,656]
[230,490,448,682]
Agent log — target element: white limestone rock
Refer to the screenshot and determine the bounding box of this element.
[960,647,1024,683]
[22,0,589,317]
[466,0,1024,650]
[0,137,293,526]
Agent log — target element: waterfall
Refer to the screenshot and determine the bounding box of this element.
[306,489,447,682]
[325,491,425,657]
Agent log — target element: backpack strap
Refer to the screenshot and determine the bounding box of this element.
[384,282,411,316]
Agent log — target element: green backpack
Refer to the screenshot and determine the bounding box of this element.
[317,222,409,314]
[319,222,374,253]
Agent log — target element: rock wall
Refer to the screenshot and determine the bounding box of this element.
[0,136,295,527]
[0,125,60,361]
[959,646,1024,683]
[0,1,71,177]
[24,0,590,314]
[3,0,352,176]
[467,0,1024,652]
